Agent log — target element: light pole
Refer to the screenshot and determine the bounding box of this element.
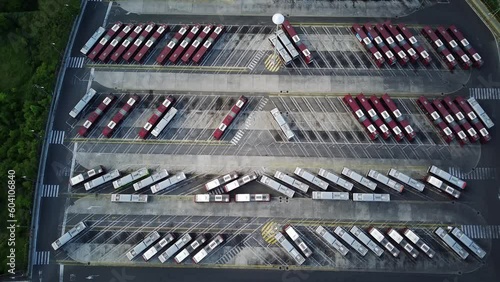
[272,13,285,67]
[51,42,63,56]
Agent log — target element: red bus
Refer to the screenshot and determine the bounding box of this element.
[454,96,490,143]
[181,25,213,64]
[102,94,141,138]
[192,24,225,64]
[99,23,134,62]
[432,99,468,145]
[374,23,408,66]
[356,94,391,139]
[380,94,416,141]
[384,21,418,63]
[364,23,396,65]
[134,24,169,63]
[281,20,313,64]
[87,22,123,61]
[122,22,156,62]
[156,25,189,65]
[416,96,454,143]
[448,25,483,68]
[138,96,175,139]
[110,24,144,63]
[343,94,378,140]
[369,95,404,141]
[421,26,457,70]
[442,96,479,142]
[213,96,247,140]
[352,24,384,67]
[436,26,471,69]
[78,95,116,137]
[397,24,431,66]
[169,25,201,64]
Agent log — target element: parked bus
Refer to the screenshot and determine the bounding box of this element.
[421,26,457,70]
[353,193,390,202]
[268,34,292,65]
[334,226,368,256]
[270,108,295,140]
[369,94,403,141]
[194,194,230,203]
[284,225,313,258]
[387,228,419,258]
[276,29,299,59]
[126,231,161,260]
[234,194,270,202]
[159,234,193,263]
[224,173,257,193]
[156,25,189,64]
[364,23,396,65]
[275,232,306,265]
[368,227,400,257]
[436,26,471,69]
[367,170,403,193]
[81,27,106,55]
[134,24,169,63]
[111,24,144,62]
[99,23,134,62]
[294,167,328,190]
[380,93,416,141]
[150,107,177,138]
[181,25,213,64]
[258,175,295,198]
[417,96,454,143]
[388,168,425,192]
[192,235,224,263]
[448,25,483,68]
[350,226,384,257]
[102,94,141,138]
[343,94,378,140]
[467,97,494,129]
[342,167,377,191]
[174,235,207,263]
[397,23,431,65]
[205,171,239,191]
[275,171,309,193]
[51,221,87,251]
[442,96,479,142]
[170,25,201,64]
[70,165,104,186]
[451,227,486,259]
[455,96,491,143]
[78,95,116,137]
[84,169,120,191]
[139,96,175,139]
[69,88,97,118]
[150,172,187,194]
[435,227,468,260]
[133,169,169,191]
[312,191,349,201]
[318,168,353,191]
[142,233,175,261]
[111,194,148,203]
[281,20,313,64]
[112,167,149,189]
[213,96,247,140]
[356,93,391,139]
[428,165,466,189]
[403,229,436,258]
[88,22,123,61]
[352,23,385,67]
[192,25,225,64]
[425,175,461,199]
[315,226,349,256]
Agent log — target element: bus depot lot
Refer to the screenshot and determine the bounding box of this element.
[56,196,487,273]
[67,92,480,164]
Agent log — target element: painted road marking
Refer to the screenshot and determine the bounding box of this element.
[34,251,50,265]
[461,225,500,239]
[448,167,496,180]
[68,57,85,68]
[261,221,279,244]
[50,130,65,144]
[42,185,60,197]
[469,88,500,100]
[264,54,283,72]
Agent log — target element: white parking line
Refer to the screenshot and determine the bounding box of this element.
[50,130,65,144]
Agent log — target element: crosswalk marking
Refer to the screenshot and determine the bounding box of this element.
[68,57,85,68]
[461,225,500,239]
[469,88,500,100]
[230,98,269,145]
[34,251,50,265]
[88,0,103,2]
[247,50,266,71]
[41,185,60,197]
[208,187,225,195]
[448,167,496,180]
[217,245,243,264]
[49,130,65,144]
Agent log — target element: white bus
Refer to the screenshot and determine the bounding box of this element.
[51,221,87,251]
[126,231,161,260]
[70,165,104,186]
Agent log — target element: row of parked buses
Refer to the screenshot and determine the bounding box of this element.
[417,96,493,145]
[352,21,482,70]
[269,19,314,66]
[80,22,224,65]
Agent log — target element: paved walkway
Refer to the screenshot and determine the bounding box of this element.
[467,0,500,39]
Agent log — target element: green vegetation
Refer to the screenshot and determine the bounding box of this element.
[0,0,80,276]
[482,0,500,22]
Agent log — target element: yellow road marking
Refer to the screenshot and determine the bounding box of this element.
[264,54,283,72]
[261,220,279,244]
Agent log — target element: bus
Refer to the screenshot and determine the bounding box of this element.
[397,23,432,65]
[99,23,134,62]
[315,226,349,256]
[150,172,186,194]
[174,235,207,263]
[51,221,87,250]
[284,225,313,258]
[192,24,225,64]
[281,20,313,64]
[142,233,175,261]
[467,97,494,129]
[369,94,403,141]
[451,227,486,259]
[364,23,396,65]
[270,108,295,140]
[78,95,116,137]
[192,235,224,264]
[205,171,239,191]
[448,25,483,68]
[341,167,377,191]
[455,96,491,143]
[80,26,106,55]
[349,226,384,257]
[428,165,466,189]
[159,234,193,263]
[276,29,299,59]
[234,194,270,202]
[387,228,419,258]
[69,88,97,118]
[181,25,213,64]
[417,96,454,143]
[312,191,349,201]
[353,193,390,202]
[88,22,123,61]
[126,231,161,260]
[213,96,248,140]
[374,23,408,65]
[112,167,149,189]
[368,227,400,257]
[294,167,328,190]
[274,171,309,193]
[356,93,391,140]
[70,165,104,186]
[384,21,419,63]
[268,34,292,65]
[84,169,120,191]
[223,173,257,193]
[334,226,368,256]
[435,227,469,260]
[258,175,295,198]
[194,194,230,203]
[343,94,378,140]
[442,96,479,142]
[436,26,471,69]
[134,24,169,63]
[425,175,461,199]
[388,168,425,192]
[122,22,156,62]
[133,169,169,191]
[380,93,416,141]
[317,168,353,191]
[156,25,189,64]
[170,25,201,64]
[102,94,141,138]
[150,107,177,138]
[403,229,436,258]
[352,23,385,67]
[110,24,144,62]
[139,96,175,139]
[275,232,306,265]
[421,26,457,70]
[111,194,148,203]
[367,170,403,193]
